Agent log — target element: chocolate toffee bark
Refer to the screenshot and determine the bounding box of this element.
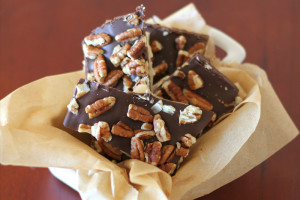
[82,5,153,93]
[64,79,213,175]
[154,53,239,121]
[146,24,209,82]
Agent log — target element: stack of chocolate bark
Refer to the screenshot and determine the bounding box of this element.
[64,5,239,175]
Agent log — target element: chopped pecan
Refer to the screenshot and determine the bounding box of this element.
[179,105,202,124]
[120,57,131,68]
[162,80,188,104]
[111,121,134,138]
[127,104,153,123]
[123,75,133,91]
[123,59,147,76]
[67,98,79,114]
[110,44,131,67]
[173,70,186,79]
[127,36,146,60]
[124,13,139,25]
[181,133,196,148]
[151,40,163,53]
[141,123,153,130]
[133,76,150,93]
[115,28,142,42]
[176,146,190,158]
[145,142,162,166]
[102,70,123,87]
[82,43,104,59]
[175,35,187,50]
[159,145,175,165]
[188,70,204,90]
[183,89,213,111]
[84,33,111,47]
[153,61,168,79]
[85,96,116,119]
[153,114,171,142]
[162,105,176,115]
[151,100,163,114]
[188,42,205,54]
[134,130,155,140]
[91,121,112,142]
[159,163,176,175]
[131,137,145,161]
[76,83,90,99]
[176,50,190,68]
[93,55,107,84]
[99,140,122,161]
[78,124,91,133]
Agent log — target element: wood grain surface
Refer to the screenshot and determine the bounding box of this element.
[0,0,299,199]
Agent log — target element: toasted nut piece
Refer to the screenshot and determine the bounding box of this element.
[145,142,162,166]
[131,137,145,161]
[153,114,171,142]
[179,105,202,124]
[78,124,91,133]
[84,33,111,47]
[87,72,96,81]
[85,96,116,119]
[175,35,187,50]
[188,42,206,54]
[153,61,168,79]
[111,121,134,138]
[124,13,139,25]
[110,44,131,67]
[82,43,104,59]
[91,121,112,142]
[120,57,131,68]
[162,80,188,104]
[134,130,155,140]
[183,89,213,111]
[123,59,147,76]
[67,98,79,114]
[176,50,190,68]
[134,129,144,134]
[141,123,153,130]
[154,89,163,97]
[188,70,204,90]
[162,105,176,115]
[99,140,122,161]
[133,76,150,93]
[102,70,123,87]
[76,83,90,99]
[127,104,153,123]
[123,75,133,91]
[127,36,146,60]
[173,70,186,79]
[159,145,175,165]
[181,133,196,148]
[176,147,190,158]
[159,163,176,175]
[151,40,163,53]
[151,100,163,114]
[115,28,142,42]
[94,55,107,84]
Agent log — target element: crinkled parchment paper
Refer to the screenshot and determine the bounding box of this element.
[0,3,298,200]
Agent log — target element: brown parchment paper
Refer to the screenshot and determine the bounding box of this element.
[0,3,298,200]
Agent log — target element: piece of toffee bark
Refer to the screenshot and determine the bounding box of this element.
[82,5,153,93]
[64,79,213,175]
[154,53,239,120]
[146,24,209,82]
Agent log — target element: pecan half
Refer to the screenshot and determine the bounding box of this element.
[145,142,162,166]
[179,105,202,124]
[188,70,204,90]
[181,133,196,148]
[153,114,171,142]
[127,104,153,123]
[131,137,145,161]
[159,163,176,175]
[76,83,90,99]
[91,121,112,142]
[176,50,190,68]
[176,147,190,158]
[99,140,122,161]
[175,35,187,50]
[153,61,168,79]
[127,36,146,60]
[84,33,111,47]
[123,75,133,91]
[159,145,175,165]
[67,98,79,114]
[162,80,188,104]
[85,96,116,119]
[115,28,142,42]
[110,44,131,67]
[141,122,153,130]
[78,124,91,133]
[82,43,104,59]
[111,121,134,138]
[134,130,155,140]
[188,42,205,54]
[151,40,163,53]
[183,89,213,111]
[123,59,147,76]
[102,70,123,87]
[124,14,139,25]
[94,55,107,84]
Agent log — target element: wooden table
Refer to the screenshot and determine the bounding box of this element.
[0,0,299,199]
